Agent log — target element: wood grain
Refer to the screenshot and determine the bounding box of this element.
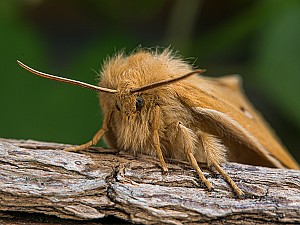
[0,138,299,224]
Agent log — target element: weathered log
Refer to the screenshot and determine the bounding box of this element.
[0,138,299,224]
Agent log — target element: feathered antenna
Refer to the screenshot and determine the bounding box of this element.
[17,60,117,93]
[130,69,205,93]
[17,61,204,94]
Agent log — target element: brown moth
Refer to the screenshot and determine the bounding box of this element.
[17,48,299,197]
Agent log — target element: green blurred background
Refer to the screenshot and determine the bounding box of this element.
[1,0,299,163]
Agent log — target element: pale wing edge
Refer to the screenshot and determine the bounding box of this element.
[192,107,286,168]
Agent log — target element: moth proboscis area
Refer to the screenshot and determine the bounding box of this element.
[17,48,299,197]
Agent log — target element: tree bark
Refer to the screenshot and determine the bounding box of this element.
[0,138,299,224]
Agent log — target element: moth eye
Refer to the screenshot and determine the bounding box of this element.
[115,102,121,111]
[135,96,144,111]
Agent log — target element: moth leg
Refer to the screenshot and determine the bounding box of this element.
[198,132,244,197]
[64,110,112,152]
[178,123,213,191]
[213,162,243,197]
[153,105,168,172]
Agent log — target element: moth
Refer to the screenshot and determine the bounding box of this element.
[17,48,299,197]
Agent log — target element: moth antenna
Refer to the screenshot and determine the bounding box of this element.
[17,60,117,93]
[131,69,205,93]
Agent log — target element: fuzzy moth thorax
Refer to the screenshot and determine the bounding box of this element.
[98,49,193,91]
[97,49,196,118]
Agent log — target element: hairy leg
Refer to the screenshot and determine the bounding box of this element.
[178,123,213,191]
[198,131,244,197]
[153,105,168,172]
[64,110,112,152]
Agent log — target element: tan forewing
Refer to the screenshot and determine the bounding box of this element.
[178,75,299,169]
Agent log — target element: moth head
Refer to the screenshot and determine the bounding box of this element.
[17,60,204,115]
[113,92,146,116]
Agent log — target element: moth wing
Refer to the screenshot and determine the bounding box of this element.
[180,75,299,169]
[208,74,241,92]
